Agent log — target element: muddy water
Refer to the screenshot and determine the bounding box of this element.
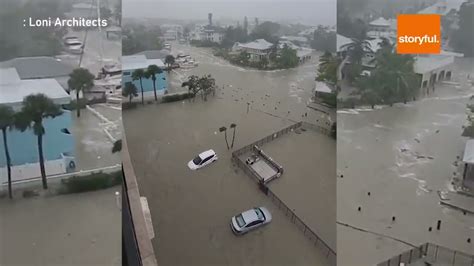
[337,58,474,265]
[123,44,336,265]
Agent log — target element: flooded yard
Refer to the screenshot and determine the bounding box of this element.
[123,43,335,265]
[337,58,474,265]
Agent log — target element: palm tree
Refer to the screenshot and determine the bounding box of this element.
[145,64,163,101]
[123,82,138,104]
[132,69,146,104]
[67,68,95,118]
[230,123,237,149]
[340,36,372,65]
[164,55,175,71]
[219,126,229,150]
[15,94,63,189]
[317,52,339,85]
[0,105,15,198]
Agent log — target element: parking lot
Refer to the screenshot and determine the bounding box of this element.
[124,97,333,265]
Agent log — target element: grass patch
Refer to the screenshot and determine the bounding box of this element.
[60,171,122,194]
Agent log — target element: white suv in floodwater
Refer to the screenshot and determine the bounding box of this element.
[187,149,218,170]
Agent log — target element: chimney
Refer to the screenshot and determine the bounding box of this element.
[208,13,213,26]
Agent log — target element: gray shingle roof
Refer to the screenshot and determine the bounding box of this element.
[0,56,74,79]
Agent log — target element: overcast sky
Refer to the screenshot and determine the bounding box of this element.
[123,0,336,26]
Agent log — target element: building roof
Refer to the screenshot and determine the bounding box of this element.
[0,68,70,106]
[418,0,465,15]
[134,50,171,60]
[314,81,332,93]
[280,36,308,43]
[0,56,74,79]
[122,55,165,71]
[414,55,454,74]
[238,39,273,50]
[369,17,391,27]
[337,34,354,52]
[463,139,474,164]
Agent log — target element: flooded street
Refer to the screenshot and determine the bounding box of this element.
[337,58,474,265]
[124,43,336,265]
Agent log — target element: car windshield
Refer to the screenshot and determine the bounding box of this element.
[235,214,245,228]
[255,208,265,220]
[192,156,202,165]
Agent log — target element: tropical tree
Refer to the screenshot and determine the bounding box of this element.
[164,55,175,71]
[219,126,230,150]
[123,83,139,104]
[340,36,372,65]
[131,69,146,104]
[15,94,63,189]
[67,68,95,118]
[230,123,237,149]
[0,105,15,198]
[317,51,339,85]
[181,75,200,101]
[145,64,163,101]
[198,75,216,101]
[277,45,299,68]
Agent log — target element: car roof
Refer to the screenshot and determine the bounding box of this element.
[241,209,259,223]
[199,149,215,159]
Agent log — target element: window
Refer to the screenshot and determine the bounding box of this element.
[255,208,265,220]
[123,71,131,76]
[201,155,213,165]
[192,156,202,165]
[235,215,245,228]
[246,220,261,228]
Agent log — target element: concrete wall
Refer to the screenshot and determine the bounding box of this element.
[0,110,74,167]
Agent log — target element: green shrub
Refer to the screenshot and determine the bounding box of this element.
[61,171,122,194]
[162,92,193,103]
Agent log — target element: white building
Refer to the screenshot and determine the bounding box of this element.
[367,17,397,39]
[232,39,274,61]
[414,55,455,89]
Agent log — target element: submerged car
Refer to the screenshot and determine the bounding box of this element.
[187,149,218,170]
[230,207,272,235]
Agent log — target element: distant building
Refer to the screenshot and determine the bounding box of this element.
[232,39,274,61]
[0,68,75,182]
[0,56,74,91]
[133,50,171,61]
[122,55,168,96]
[189,13,225,44]
[280,36,309,47]
[418,0,465,15]
[367,17,397,39]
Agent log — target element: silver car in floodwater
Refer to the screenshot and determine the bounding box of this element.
[230,207,272,235]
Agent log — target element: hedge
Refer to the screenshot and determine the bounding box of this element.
[60,171,122,194]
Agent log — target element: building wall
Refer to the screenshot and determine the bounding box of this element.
[0,110,74,167]
[122,69,168,94]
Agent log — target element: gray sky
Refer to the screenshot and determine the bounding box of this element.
[123,0,336,26]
